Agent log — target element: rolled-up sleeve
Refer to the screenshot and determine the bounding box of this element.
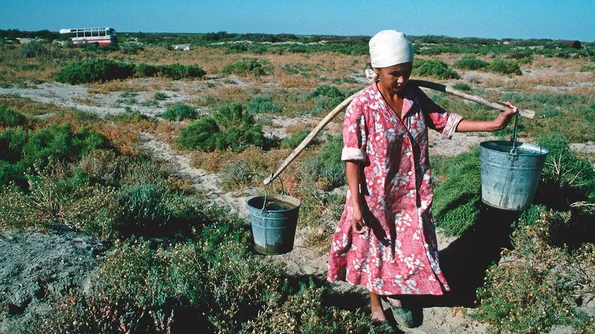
[417,87,464,139]
[341,100,368,162]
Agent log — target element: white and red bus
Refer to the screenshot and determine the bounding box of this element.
[59,27,117,47]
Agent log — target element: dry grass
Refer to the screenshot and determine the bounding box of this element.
[0,95,63,116]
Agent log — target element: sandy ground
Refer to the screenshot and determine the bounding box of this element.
[0,77,588,333]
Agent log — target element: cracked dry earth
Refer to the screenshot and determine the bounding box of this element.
[0,79,588,333]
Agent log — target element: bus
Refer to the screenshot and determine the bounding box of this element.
[59,27,117,47]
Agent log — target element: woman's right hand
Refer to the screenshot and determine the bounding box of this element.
[351,205,368,234]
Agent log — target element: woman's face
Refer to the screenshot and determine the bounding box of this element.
[375,62,413,95]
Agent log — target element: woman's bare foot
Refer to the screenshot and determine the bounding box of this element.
[371,304,386,322]
[369,292,387,322]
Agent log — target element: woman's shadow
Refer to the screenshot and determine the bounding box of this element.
[416,204,519,308]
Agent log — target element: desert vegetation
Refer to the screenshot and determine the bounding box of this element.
[0,30,594,333]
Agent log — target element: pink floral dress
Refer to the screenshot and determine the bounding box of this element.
[327,83,463,296]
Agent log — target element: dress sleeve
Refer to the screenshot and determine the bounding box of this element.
[416,87,463,139]
[341,98,368,162]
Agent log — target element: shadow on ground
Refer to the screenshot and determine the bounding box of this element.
[417,204,519,308]
[280,204,520,332]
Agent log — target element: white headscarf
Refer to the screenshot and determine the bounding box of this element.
[369,30,414,68]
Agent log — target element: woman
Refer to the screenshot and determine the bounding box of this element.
[326,30,517,326]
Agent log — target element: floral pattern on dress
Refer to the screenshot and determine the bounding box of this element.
[327,83,462,296]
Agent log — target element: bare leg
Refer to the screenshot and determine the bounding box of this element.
[369,292,386,321]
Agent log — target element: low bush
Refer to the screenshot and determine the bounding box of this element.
[247,95,282,114]
[176,103,264,152]
[133,62,159,77]
[535,134,595,208]
[221,58,270,76]
[244,280,393,333]
[56,59,134,84]
[0,104,27,127]
[57,60,206,84]
[159,63,206,80]
[488,58,522,75]
[117,182,171,235]
[281,129,316,149]
[472,206,595,333]
[161,103,197,121]
[432,149,482,236]
[302,135,344,190]
[119,43,144,55]
[451,82,472,91]
[176,117,222,152]
[0,124,108,187]
[412,59,459,79]
[19,42,49,58]
[453,55,490,70]
[306,85,349,115]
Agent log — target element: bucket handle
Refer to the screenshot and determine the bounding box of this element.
[261,173,287,211]
[509,111,520,155]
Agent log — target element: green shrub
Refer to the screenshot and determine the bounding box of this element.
[489,58,522,75]
[302,135,344,190]
[578,104,595,124]
[247,95,282,113]
[159,63,206,80]
[412,59,459,79]
[538,107,564,118]
[117,182,171,234]
[474,260,576,333]
[0,127,26,163]
[221,58,269,76]
[56,60,205,84]
[119,43,144,55]
[56,59,135,84]
[153,92,168,101]
[244,280,393,333]
[451,82,472,91]
[472,208,595,333]
[28,212,283,333]
[23,125,107,165]
[161,103,197,121]
[213,103,264,152]
[453,55,490,70]
[0,124,108,187]
[176,117,222,151]
[306,85,348,115]
[432,149,481,236]
[536,135,595,206]
[133,63,159,77]
[176,103,264,152]
[0,104,26,127]
[281,129,316,149]
[20,42,49,58]
[526,92,580,107]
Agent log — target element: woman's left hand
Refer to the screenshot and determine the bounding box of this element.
[494,101,518,130]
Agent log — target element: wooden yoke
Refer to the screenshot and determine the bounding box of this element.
[263,80,535,185]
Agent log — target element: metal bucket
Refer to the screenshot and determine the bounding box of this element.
[480,140,549,211]
[247,194,301,255]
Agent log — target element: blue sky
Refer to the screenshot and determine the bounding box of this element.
[1,0,594,42]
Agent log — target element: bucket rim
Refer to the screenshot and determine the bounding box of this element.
[480,140,549,155]
[247,194,301,211]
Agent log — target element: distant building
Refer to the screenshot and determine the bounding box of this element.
[557,40,582,49]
